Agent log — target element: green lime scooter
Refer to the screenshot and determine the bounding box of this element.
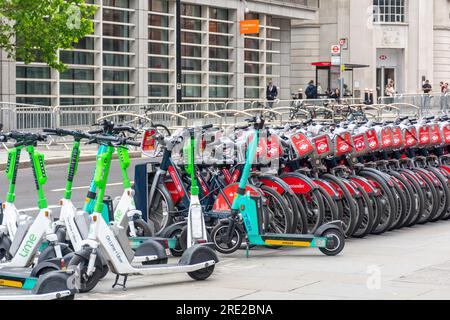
[0,130,76,299]
[211,116,346,256]
[67,134,217,292]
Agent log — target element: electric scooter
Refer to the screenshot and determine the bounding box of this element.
[67,134,218,293]
[211,116,346,256]
[0,131,76,298]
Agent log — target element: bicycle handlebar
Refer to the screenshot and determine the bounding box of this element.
[43,128,92,140]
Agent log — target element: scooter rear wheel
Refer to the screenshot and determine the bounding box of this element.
[187,248,216,281]
[319,229,345,256]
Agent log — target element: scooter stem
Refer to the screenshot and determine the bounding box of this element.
[5,147,21,203]
[231,128,259,211]
[64,140,81,200]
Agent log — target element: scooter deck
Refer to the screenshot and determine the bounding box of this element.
[0,268,36,290]
[129,237,177,251]
[260,233,327,248]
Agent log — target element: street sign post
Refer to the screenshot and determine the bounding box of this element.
[331,44,344,100]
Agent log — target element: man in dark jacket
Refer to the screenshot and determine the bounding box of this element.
[305,80,318,99]
[266,80,278,108]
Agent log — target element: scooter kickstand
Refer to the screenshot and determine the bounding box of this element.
[112,274,128,291]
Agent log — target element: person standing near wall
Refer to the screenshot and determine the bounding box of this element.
[266,79,278,108]
[440,81,449,114]
[305,80,318,99]
[422,80,433,114]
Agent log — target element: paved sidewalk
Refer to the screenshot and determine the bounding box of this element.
[73,220,450,300]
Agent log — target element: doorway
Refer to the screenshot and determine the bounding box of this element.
[377,67,396,97]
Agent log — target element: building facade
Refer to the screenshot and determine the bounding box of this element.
[291,0,450,99]
[0,0,317,106]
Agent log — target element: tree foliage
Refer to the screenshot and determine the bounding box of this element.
[0,0,96,71]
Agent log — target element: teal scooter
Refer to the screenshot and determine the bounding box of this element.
[211,116,346,256]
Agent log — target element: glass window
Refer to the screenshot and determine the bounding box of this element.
[60,82,94,96]
[60,69,94,80]
[245,51,259,62]
[182,59,202,71]
[149,14,169,27]
[209,47,228,60]
[103,54,130,67]
[73,37,94,50]
[209,87,229,99]
[16,81,51,95]
[182,45,202,57]
[209,75,229,85]
[103,70,130,81]
[210,8,228,20]
[245,77,259,86]
[182,86,201,98]
[209,34,229,46]
[149,72,169,83]
[373,0,406,23]
[209,61,228,72]
[103,9,130,23]
[149,85,169,97]
[149,42,169,55]
[16,97,51,106]
[16,66,50,79]
[181,4,201,17]
[245,88,260,99]
[245,63,260,74]
[60,98,94,105]
[149,56,169,69]
[182,32,202,44]
[181,18,202,30]
[103,98,131,104]
[103,39,130,52]
[182,74,201,84]
[245,38,259,50]
[103,83,130,96]
[103,24,130,38]
[149,0,169,13]
[103,0,129,8]
[60,51,94,65]
[149,29,169,41]
[209,21,229,34]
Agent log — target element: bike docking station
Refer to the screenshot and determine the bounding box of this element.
[210,116,346,257]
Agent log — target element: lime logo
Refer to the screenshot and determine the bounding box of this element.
[18,234,37,258]
[115,209,124,221]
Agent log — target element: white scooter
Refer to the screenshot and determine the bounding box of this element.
[67,134,217,293]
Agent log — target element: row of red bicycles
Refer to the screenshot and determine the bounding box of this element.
[146,114,450,248]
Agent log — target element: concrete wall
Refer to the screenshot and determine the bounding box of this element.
[433,0,450,88]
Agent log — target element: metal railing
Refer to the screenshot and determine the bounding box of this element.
[378,92,450,115]
[1,96,442,134]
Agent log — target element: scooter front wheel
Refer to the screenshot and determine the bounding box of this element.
[211,222,243,254]
[68,254,103,293]
[319,229,345,256]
